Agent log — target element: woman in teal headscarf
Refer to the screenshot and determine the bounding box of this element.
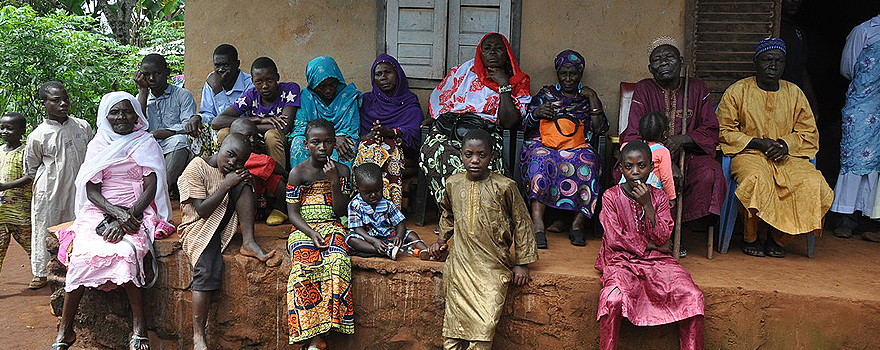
[290,56,362,168]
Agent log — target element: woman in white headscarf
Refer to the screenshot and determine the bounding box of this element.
[53,92,172,350]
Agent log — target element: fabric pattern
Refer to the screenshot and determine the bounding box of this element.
[286,180,354,343]
[353,138,403,208]
[420,127,504,203]
[438,173,537,341]
[0,144,30,224]
[346,194,405,239]
[717,77,832,234]
[840,40,880,175]
[0,223,30,275]
[360,54,423,149]
[596,185,704,326]
[177,157,239,266]
[521,85,608,217]
[291,56,362,169]
[231,82,301,119]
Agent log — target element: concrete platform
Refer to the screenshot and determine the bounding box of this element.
[54,214,880,350]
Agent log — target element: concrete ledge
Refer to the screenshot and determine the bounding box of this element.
[49,226,880,349]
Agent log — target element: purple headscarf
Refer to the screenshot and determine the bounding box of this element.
[360,54,423,149]
[554,49,585,71]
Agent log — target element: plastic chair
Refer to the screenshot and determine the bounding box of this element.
[718,156,817,257]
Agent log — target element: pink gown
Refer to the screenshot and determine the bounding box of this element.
[64,157,156,292]
[596,185,704,349]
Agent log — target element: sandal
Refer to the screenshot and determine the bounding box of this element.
[569,229,586,247]
[679,244,688,259]
[742,241,765,257]
[764,240,786,258]
[130,335,150,350]
[51,343,72,350]
[535,231,548,249]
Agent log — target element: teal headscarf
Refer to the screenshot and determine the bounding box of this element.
[290,56,362,168]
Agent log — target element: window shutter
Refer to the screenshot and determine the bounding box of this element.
[386,0,448,79]
[446,0,511,69]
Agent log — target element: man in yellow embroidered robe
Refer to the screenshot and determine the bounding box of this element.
[717,38,833,257]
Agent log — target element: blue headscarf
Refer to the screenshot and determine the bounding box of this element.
[290,56,362,168]
[294,56,362,141]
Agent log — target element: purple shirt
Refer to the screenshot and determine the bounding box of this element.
[232,82,301,118]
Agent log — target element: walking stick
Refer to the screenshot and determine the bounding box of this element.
[673,66,689,262]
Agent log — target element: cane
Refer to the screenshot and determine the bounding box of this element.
[673,66,689,262]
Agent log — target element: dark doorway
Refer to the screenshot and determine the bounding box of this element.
[794,1,880,186]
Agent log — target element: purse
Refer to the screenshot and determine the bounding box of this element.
[435,112,497,142]
[95,208,159,288]
[539,112,586,150]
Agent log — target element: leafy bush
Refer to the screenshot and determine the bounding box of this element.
[139,20,185,76]
[0,6,140,129]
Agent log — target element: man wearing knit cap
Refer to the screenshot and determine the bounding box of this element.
[717,38,833,258]
[619,36,726,258]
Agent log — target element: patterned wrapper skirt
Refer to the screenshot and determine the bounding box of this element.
[520,136,601,218]
[419,126,504,203]
[354,138,404,208]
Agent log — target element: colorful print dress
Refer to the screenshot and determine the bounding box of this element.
[354,138,404,208]
[286,179,354,343]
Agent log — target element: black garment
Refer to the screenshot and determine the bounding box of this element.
[781,18,808,87]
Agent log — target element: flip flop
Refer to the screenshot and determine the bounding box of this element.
[535,231,548,249]
[569,229,586,247]
[51,343,71,350]
[130,335,150,350]
[742,241,765,257]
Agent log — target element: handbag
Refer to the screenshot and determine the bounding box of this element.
[539,112,586,150]
[435,112,497,142]
[95,208,159,288]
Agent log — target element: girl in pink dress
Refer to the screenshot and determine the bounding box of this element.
[53,92,172,350]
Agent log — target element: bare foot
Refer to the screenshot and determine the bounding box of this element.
[240,241,276,262]
[265,254,283,267]
[309,336,327,350]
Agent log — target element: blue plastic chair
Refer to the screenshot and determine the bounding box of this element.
[718,155,817,257]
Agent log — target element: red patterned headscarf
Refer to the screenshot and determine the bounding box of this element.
[472,32,530,97]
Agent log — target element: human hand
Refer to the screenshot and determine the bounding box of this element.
[184,115,202,136]
[429,240,448,260]
[222,168,250,188]
[335,136,355,161]
[671,163,683,189]
[391,235,403,248]
[102,221,125,243]
[512,265,531,286]
[664,134,692,155]
[487,67,511,86]
[117,208,142,235]
[369,238,388,254]
[206,71,223,94]
[266,116,288,131]
[311,233,330,250]
[133,71,150,89]
[647,240,673,254]
[765,140,788,162]
[323,161,340,185]
[631,181,653,209]
[533,102,556,120]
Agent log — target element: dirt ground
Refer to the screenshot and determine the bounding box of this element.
[3,212,880,349]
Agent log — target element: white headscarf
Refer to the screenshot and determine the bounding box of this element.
[73,92,172,232]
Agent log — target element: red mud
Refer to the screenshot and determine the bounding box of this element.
[3,211,880,349]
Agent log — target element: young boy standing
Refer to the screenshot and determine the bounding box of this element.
[0,112,32,278]
[597,141,704,350]
[25,81,93,289]
[429,129,537,349]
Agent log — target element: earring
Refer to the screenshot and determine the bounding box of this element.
[555,83,562,91]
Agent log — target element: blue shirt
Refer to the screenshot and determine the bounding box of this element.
[347,194,405,239]
[146,84,197,154]
[199,70,253,124]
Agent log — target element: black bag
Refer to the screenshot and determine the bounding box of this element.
[95,207,158,288]
[435,112,497,142]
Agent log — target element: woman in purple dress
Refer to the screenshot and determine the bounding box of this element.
[521,50,608,248]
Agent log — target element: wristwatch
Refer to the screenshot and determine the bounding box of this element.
[498,84,512,93]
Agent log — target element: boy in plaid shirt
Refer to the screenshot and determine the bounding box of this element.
[346,163,428,259]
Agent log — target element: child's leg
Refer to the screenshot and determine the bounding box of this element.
[13,224,31,256]
[598,287,624,350]
[123,282,148,339]
[678,315,704,350]
[0,224,11,275]
[269,178,287,212]
[192,291,211,350]
[403,231,429,250]
[346,235,382,254]
[54,287,85,345]
[233,182,275,261]
[263,129,288,167]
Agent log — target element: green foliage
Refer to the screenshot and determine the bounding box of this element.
[0,6,141,129]
[139,20,184,75]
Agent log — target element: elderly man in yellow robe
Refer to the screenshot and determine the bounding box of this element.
[717,38,833,258]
